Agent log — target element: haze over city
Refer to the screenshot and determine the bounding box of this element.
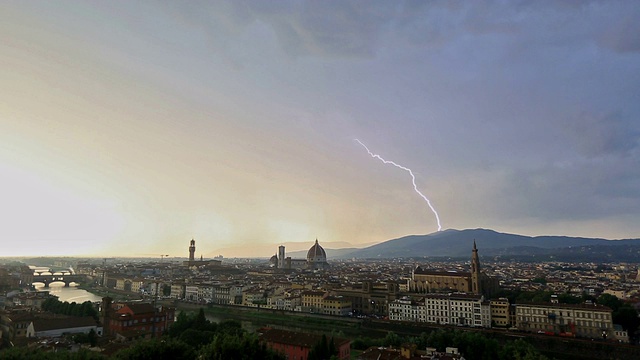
[1,1,639,258]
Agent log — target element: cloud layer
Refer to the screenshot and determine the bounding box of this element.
[1,1,638,256]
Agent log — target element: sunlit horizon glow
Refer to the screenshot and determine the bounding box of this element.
[1,2,639,257]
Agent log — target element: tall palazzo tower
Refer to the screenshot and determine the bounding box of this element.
[189,239,196,262]
[471,240,482,295]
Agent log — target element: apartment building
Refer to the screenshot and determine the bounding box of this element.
[301,290,326,313]
[322,296,351,316]
[515,302,614,338]
[389,297,426,322]
[490,298,511,327]
[389,293,485,327]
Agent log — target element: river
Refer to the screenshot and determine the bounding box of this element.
[34,283,103,303]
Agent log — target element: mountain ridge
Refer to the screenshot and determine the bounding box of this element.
[332,228,640,259]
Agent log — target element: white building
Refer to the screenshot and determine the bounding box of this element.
[515,302,613,338]
[389,293,486,327]
[26,317,101,338]
[389,297,426,322]
[185,285,199,302]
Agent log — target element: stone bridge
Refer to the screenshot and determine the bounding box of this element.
[32,272,85,287]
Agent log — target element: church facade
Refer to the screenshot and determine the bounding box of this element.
[407,241,497,297]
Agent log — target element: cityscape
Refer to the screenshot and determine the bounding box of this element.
[2,1,640,360]
[2,233,640,359]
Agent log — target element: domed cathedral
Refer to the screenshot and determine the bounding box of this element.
[273,239,330,270]
[408,240,498,297]
[306,238,329,270]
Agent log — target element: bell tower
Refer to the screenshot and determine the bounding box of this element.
[189,239,196,262]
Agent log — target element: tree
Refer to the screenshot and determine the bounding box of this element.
[87,328,98,347]
[597,294,623,311]
[308,334,338,360]
[112,338,196,360]
[614,306,640,334]
[41,298,98,320]
[382,331,401,348]
[598,293,639,337]
[0,347,105,360]
[178,328,216,349]
[217,319,243,337]
[499,339,549,360]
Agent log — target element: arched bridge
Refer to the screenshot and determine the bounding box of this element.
[32,272,85,287]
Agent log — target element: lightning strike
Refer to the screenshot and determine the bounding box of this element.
[355,139,442,231]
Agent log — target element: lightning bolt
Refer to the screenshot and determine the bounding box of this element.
[355,139,442,231]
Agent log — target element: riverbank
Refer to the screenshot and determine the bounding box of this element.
[76,284,143,302]
[174,302,640,360]
[174,302,384,338]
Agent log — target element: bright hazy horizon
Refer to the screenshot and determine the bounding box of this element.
[1,2,639,257]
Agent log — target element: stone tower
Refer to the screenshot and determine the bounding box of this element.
[471,240,482,295]
[278,245,285,269]
[189,239,196,262]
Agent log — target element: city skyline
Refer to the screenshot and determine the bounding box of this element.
[1,2,639,257]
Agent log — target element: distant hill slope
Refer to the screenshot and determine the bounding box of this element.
[338,228,640,259]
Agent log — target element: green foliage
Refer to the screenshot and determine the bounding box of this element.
[597,293,623,311]
[41,298,98,321]
[308,334,338,360]
[162,284,171,297]
[168,309,217,338]
[499,339,549,360]
[598,293,640,336]
[613,306,640,334]
[112,338,196,360]
[381,331,402,348]
[216,320,243,337]
[198,333,284,360]
[351,336,377,350]
[0,347,105,360]
[557,293,581,304]
[178,329,216,349]
[353,329,548,360]
[72,329,98,347]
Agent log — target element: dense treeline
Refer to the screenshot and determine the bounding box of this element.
[307,334,338,360]
[114,309,283,360]
[0,308,284,359]
[597,293,640,337]
[492,289,597,305]
[353,329,548,360]
[41,298,99,320]
[0,348,105,360]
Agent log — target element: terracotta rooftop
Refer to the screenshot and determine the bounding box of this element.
[33,316,97,332]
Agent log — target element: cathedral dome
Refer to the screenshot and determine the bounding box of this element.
[269,254,278,267]
[306,239,327,263]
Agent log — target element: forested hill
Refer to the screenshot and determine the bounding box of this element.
[337,228,640,260]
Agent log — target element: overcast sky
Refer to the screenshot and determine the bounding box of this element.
[1,1,639,257]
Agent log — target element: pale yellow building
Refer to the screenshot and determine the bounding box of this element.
[490,298,511,327]
[515,302,613,338]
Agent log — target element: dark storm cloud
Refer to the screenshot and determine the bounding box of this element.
[564,111,640,158]
[499,157,640,222]
[152,0,640,234]
[159,1,640,58]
